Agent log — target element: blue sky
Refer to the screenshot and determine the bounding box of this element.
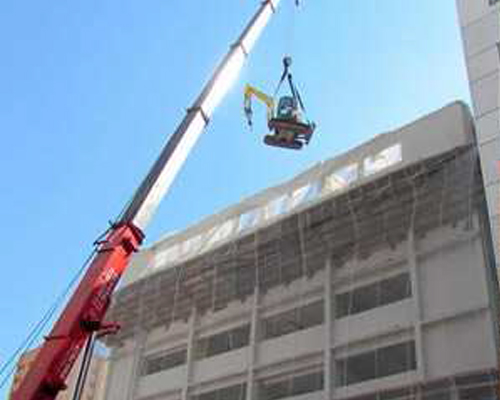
[0,0,469,395]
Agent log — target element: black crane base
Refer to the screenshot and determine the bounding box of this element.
[264,135,303,150]
[265,118,315,150]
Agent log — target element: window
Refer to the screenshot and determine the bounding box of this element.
[457,370,498,400]
[380,273,411,306]
[292,372,324,396]
[339,386,447,400]
[261,300,324,340]
[379,387,416,400]
[421,390,450,400]
[324,163,359,193]
[142,348,187,376]
[191,383,246,400]
[363,144,402,177]
[259,371,324,400]
[336,341,416,386]
[195,324,250,359]
[489,0,499,6]
[239,209,260,231]
[288,182,321,210]
[336,273,411,318]
[332,371,498,400]
[266,195,288,218]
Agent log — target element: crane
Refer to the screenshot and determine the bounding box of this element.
[11,1,281,399]
[244,56,316,150]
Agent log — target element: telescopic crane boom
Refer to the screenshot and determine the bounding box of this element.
[12,1,281,399]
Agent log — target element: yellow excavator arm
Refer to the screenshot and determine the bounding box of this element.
[243,84,275,127]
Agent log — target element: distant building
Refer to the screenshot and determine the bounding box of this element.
[103,102,500,400]
[9,347,108,400]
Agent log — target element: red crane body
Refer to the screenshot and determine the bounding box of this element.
[11,1,280,399]
[12,224,143,400]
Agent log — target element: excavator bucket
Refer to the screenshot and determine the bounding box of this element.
[265,118,315,150]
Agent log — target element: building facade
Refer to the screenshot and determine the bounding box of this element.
[456,0,500,271]
[103,102,500,400]
[9,347,108,400]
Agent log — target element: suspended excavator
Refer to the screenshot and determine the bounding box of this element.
[244,56,316,150]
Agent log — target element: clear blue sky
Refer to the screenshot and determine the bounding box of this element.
[0,0,469,395]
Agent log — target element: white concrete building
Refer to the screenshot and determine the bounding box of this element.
[456,0,500,270]
[102,102,500,400]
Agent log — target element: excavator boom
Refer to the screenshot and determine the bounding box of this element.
[243,84,275,127]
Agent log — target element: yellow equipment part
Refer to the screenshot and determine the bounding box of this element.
[243,84,275,127]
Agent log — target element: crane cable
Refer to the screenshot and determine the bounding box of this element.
[273,57,311,123]
[272,2,312,123]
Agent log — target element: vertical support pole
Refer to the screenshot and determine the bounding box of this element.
[246,286,260,400]
[126,329,147,400]
[102,347,124,400]
[102,350,116,400]
[407,229,425,381]
[182,307,197,400]
[72,333,96,400]
[450,378,459,400]
[324,258,333,399]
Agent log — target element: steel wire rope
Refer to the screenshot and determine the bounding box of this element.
[387,170,417,400]
[408,165,420,400]
[0,246,99,391]
[273,0,296,99]
[342,192,359,395]
[289,209,307,398]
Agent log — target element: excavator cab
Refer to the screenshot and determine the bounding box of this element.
[276,96,296,119]
[266,94,314,150]
[244,57,316,150]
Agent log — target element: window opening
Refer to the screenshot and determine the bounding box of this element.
[259,371,324,400]
[239,209,260,231]
[261,301,324,340]
[363,144,402,177]
[336,341,416,386]
[336,273,411,318]
[266,195,289,218]
[190,383,246,400]
[324,163,359,193]
[142,348,187,376]
[195,324,250,360]
[289,182,321,210]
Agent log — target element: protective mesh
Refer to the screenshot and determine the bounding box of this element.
[104,145,482,345]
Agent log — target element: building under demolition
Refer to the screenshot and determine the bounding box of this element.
[101,101,500,400]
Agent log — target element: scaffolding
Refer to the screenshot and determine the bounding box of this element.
[105,144,483,346]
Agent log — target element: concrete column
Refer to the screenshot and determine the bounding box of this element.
[102,348,118,400]
[126,329,147,400]
[407,230,425,381]
[324,258,333,399]
[182,308,197,400]
[246,286,260,400]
